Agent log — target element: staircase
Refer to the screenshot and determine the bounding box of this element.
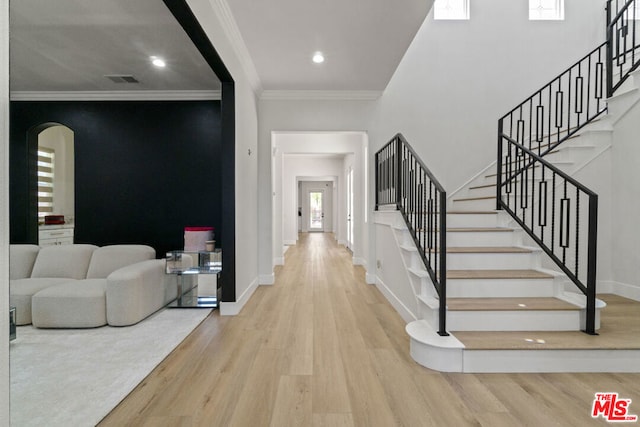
[399,68,640,372]
[376,1,640,373]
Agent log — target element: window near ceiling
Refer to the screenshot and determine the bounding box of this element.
[529,0,564,21]
[37,147,55,223]
[433,0,470,20]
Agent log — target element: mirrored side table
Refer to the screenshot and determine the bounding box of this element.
[165,249,221,308]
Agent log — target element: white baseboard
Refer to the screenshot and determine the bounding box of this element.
[338,240,347,246]
[375,276,417,324]
[220,278,258,316]
[283,240,296,245]
[273,257,284,266]
[353,257,366,266]
[259,274,275,285]
[604,281,640,302]
[365,273,376,285]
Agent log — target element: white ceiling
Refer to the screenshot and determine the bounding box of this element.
[9,0,431,94]
[10,0,220,93]
[226,0,431,91]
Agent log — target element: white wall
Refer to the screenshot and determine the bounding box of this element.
[375,215,420,323]
[1,0,9,422]
[187,0,260,314]
[259,99,376,281]
[611,101,640,294]
[372,0,606,192]
[369,0,608,289]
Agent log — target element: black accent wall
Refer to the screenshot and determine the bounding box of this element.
[10,100,222,258]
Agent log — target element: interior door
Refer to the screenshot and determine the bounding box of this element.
[309,190,324,231]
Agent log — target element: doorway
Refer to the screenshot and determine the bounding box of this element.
[309,190,324,231]
[270,131,368,271]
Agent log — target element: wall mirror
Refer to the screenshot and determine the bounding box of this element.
[30,123,75,244]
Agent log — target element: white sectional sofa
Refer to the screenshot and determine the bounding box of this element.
[9,244,177,328]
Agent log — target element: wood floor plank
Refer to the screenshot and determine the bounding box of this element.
[269,375,312,427]
[312,413,355,427]
[311,293,352,414]
[369,348,439,426]
[443,373,509,415]
[98,233,640,427]
[227,348,285,426]
[336,331,397,426]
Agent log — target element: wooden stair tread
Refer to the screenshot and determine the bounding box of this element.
[447,269,552,279]
[453,330,640,350]
[469,184,495,190]
[447,297,580,311]
[453,196,495,202]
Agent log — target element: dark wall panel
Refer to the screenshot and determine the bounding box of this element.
[10,100,222,258]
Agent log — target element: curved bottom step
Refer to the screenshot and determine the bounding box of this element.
[407,319,640,373]
[405,320,464,372]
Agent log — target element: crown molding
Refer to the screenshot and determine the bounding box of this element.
[260,90,383,101]
[211,0,263,94]
[10,90,221,101]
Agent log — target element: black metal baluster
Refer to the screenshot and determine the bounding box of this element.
[560,181,570,265]
[567,68,572,134]
[551,172,556,254]
[528,98,533,150]
[531,155,536,231]
[575,188,580,279]
[587,54,592,119]
[547,85,553,149]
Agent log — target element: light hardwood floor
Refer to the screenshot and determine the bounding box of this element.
[100,233,640,426]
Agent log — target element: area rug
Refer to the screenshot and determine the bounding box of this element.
[10,308,212,427]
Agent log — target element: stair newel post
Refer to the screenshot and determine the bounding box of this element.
[375,150,380,210]
[396,135,403,211]
[585,193,599,335]
[438,189,449,336]
[496,120,504,211]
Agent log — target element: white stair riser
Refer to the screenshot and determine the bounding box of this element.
[467,186,496,198]
[447,231,517,247]
[607,85,640,119]
[447,278,556,298]
[447,251,540,270]
[461,348,640,373]
[544,146,595,163]
[452,198,496,211]
[447,214,499,228]
[447,310,582,331]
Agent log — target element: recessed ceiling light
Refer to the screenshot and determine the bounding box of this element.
[312,52,325,64]
[150,56,166,68]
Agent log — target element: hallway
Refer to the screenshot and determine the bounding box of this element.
[100,233,640,426]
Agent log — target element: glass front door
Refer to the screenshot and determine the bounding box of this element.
[309,191,324,231]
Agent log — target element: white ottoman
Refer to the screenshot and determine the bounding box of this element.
[32,279,108,328]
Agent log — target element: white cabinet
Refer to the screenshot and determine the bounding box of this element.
[39,226,74,246]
